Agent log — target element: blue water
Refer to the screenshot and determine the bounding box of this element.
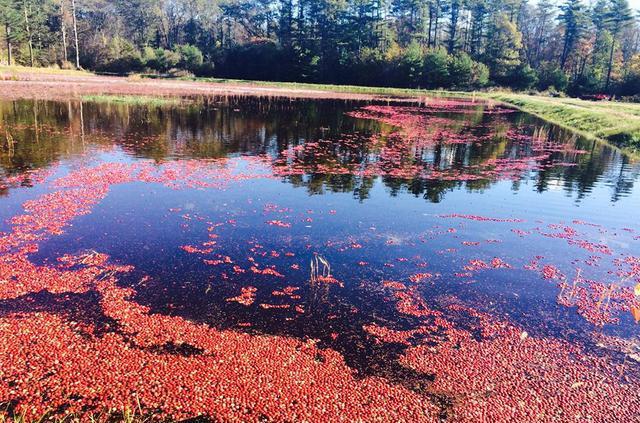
[1,96,639,377]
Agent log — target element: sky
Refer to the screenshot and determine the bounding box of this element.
[534,0,640,11]
[537,0,640,13]
[586,0,640,10]
[624,0,640,10]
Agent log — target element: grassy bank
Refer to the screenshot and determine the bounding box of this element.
[0,64,91,77]
[81,94,183,106]
[483,93,640,152]
[173,75,471,99]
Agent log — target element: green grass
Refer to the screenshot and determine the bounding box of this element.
[483,93,640,153]
[0,403,152,423]
[81,94,183,106]
[0,64,91,77]
[166,75,472,98]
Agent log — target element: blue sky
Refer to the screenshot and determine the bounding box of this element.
[542,0,640,12]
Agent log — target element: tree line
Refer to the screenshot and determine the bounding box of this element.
[1,0,640,96]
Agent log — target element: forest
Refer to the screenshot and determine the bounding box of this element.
[1,0,640,97]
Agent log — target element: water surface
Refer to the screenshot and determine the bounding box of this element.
[1,96,639,418]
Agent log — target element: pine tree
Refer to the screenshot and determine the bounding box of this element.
[604,0,633,90]
[0,0,23,65]
[484,12,522,81]
[558,0,586,69]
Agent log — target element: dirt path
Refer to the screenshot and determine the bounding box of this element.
[0,72,431,103]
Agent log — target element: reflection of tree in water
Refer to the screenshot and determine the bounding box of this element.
[0,100,84,175]
[534,132,638,202]
[285,174,378,202]
[0,97,637,202]
[274,106,638,203]
[611,156,640,202]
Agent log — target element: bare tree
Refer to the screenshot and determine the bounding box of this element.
[4,24,12,65]
[71,0,80,69]
[23,0,34,66]
[60,0,68,63]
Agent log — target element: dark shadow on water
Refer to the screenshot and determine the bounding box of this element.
[0,290,119,337]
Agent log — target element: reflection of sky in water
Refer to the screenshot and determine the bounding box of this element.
[1,97,640,370]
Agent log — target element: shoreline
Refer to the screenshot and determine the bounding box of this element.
[1,68,638,156]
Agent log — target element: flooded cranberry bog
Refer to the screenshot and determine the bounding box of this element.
[0,96,639,421]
